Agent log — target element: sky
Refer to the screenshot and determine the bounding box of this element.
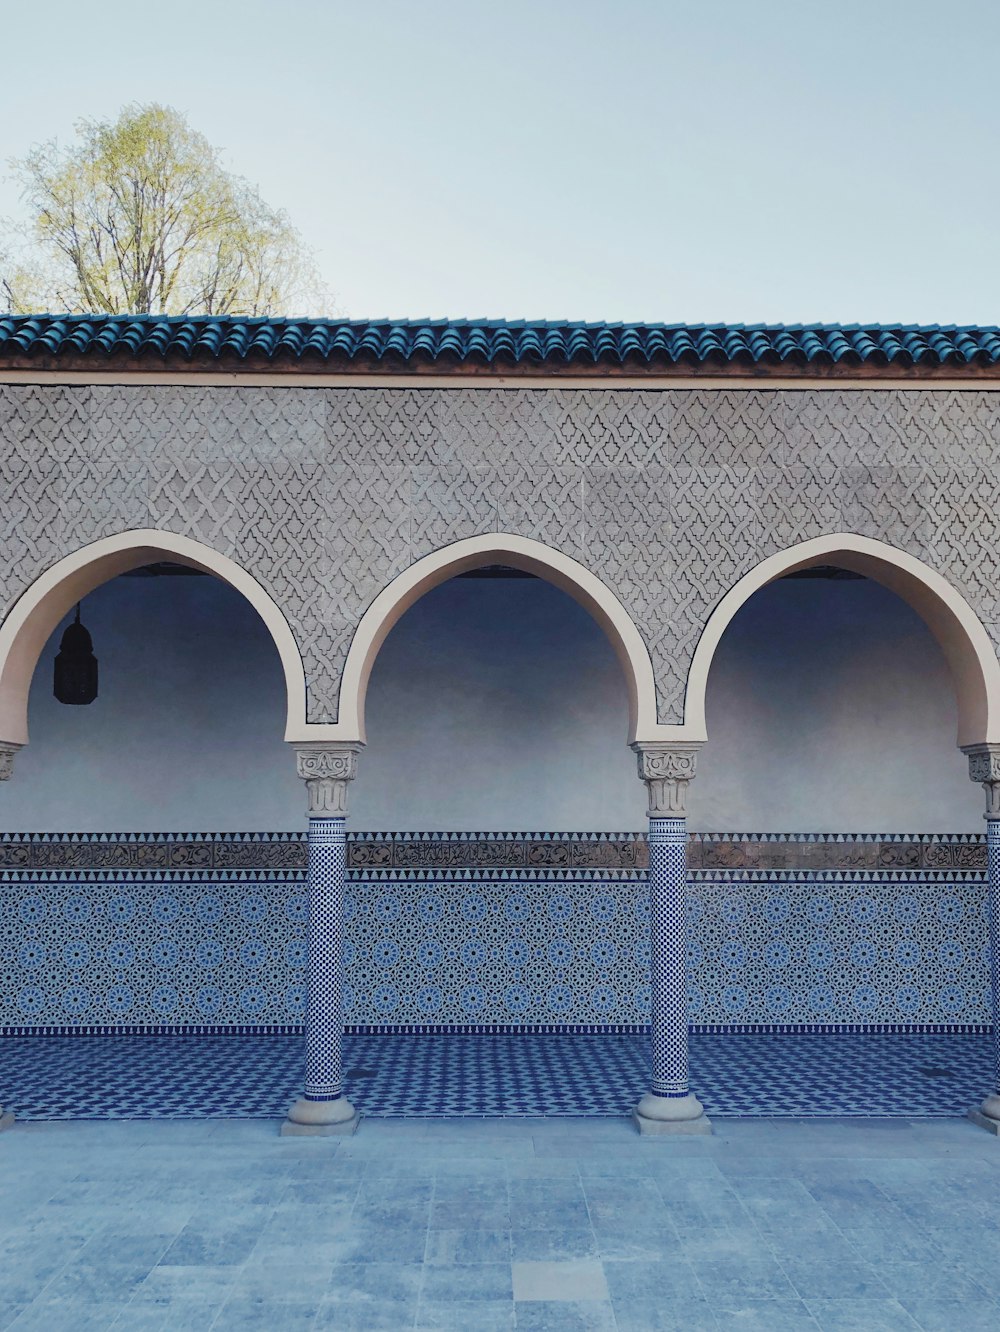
[0,0,997,325]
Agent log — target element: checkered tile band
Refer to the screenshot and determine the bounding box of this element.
[988,821,1000,1096]
[648,816,690,1097]
[303,816,347,1101]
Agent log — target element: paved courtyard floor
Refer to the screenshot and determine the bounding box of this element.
[1,1114,999,1330]
[1,1031,993,1119]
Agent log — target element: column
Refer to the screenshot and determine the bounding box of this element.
[630,742,711,1135]
[963,744,1000,1134]
[282,742,363,1137]
[0,742,21,1131]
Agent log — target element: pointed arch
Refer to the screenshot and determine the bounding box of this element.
[0,530,307,746]
[319,534,659,745]
[680,533,1000,749]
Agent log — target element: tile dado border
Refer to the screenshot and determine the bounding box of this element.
[347,833,648,871]
[0,831,988,872]
[3,1022,991,1037]
[690,834,988,872]
[0,832,308,871]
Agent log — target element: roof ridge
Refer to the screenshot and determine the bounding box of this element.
[3,314,1000,371]
[5,313,997,332]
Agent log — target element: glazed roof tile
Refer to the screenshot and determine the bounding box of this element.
[2,314,1000,374]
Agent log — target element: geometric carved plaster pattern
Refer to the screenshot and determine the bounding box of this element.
[3,383,1000,726]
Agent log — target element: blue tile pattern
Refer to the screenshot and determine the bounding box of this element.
[0,873,309,1029]
[648,816,690,1097]
[685,870,991,1029]
[988,821,1000,1097]
[0,1030,992,1119]
[2,866,990,1032]
[4,313,1000,371]
[303,816,346,1102]
[343,872,657,1029]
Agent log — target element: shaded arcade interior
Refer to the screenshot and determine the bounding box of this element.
[0,560,977,832]
[0,556,992,1118]
[0,556,985,1076]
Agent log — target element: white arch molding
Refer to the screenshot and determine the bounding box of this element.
[679,533,1000,750]
[315,533,664,746]
[0,530,308,747]
[6,528,992,755]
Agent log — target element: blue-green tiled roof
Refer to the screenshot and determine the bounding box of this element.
[2,314,1000,372]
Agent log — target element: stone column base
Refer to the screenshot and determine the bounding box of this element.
[280,1096,360,1137]
[632,1091,712,1136]
[969,1109,1000,1136]
[632,1108,713,1136]
[0,1108,13,1133]
[969,1093,1000,1136]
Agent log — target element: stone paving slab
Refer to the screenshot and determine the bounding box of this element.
[1,1116,999,1329]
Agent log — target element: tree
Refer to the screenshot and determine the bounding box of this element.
[1,103,328,316]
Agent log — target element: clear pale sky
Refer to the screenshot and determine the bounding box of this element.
[1,0,996,324]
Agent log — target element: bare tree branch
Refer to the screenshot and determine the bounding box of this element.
[0,103,331,316]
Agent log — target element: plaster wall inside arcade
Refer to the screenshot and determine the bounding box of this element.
[0,567,977,834]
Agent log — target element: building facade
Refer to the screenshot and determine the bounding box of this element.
[1,316,999,1134]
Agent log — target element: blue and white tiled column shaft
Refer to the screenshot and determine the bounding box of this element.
[303,816,348,1101]
[964,744,1000,1130]
[631,742,710,1134]
[0,742,21,1130]
[648,815,691,1097]
[987,820,1000,1108]
[283,743,363,1136]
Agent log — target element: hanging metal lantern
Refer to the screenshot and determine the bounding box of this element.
[53,604,98,705]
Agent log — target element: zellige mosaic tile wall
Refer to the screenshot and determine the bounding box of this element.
[0,833,990,1034]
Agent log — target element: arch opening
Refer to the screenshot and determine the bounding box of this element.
[334,534,659,746]
[695,567,974,831]
[683,534,1000,751]
[352,567,638,830]
[0,530,307,748]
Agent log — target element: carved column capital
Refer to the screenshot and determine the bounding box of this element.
[963,743,1000,820]
[0,742,23,783]
[295,743,363,818]
[631,742,702,819]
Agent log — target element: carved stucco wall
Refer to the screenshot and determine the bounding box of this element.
[3,383,1000,725]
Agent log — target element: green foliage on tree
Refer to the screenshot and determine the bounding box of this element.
[1,103,328,316]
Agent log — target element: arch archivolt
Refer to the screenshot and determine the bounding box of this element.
[0,529,665,755]
[0,530,308,747]
[3,528,997,758]
[317,533,663,746]
[678,533,1000,750]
